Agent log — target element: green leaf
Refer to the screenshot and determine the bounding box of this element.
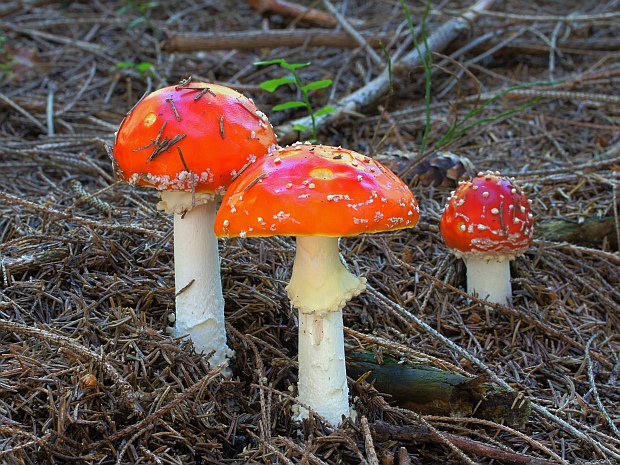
[128,17,146,28]
[114,61,136,69]
[301,79,332,92]
[280,61,310,71]
[272,101,307,111]
[293,123,312,132]
[314,105,337,117]
[136,62,154,73]
[258,76,296,92]
[254,58,309,70]
[254,59,287,67]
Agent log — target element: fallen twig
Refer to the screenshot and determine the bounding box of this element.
[361,417,380,465]
[0,93,47,133]
[161,29,393,52]
[322,0,383,67]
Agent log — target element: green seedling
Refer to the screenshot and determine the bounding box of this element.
[255,59,337,142]
[111,61,155,77]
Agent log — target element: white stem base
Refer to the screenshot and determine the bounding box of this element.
[167,199,232,372]
[295,310,349,426]
[464,256,512,305]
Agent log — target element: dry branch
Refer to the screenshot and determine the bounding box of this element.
[161,29,394,52]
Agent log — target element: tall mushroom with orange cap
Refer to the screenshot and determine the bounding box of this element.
[440,171,534,304]
[109,80,278,371]
[214,143,419,425]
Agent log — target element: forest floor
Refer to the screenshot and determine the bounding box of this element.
[0,0,619,464]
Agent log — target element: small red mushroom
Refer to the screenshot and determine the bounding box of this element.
[214,143,419,425]
[110,80,277,372]
[440,170,534,304]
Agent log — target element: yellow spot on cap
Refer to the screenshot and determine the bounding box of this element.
[309,167,334,180]
[144,112,157,127]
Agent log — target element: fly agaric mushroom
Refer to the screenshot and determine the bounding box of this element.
[214,143,419,425]
[440,171,534,304]
[109,80,278,371]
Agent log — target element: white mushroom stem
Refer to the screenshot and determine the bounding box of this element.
[287,236,366,315]
[297,310,348,426]
[159,191,232,374]
[464,255,512,305]
[286,236,366,426]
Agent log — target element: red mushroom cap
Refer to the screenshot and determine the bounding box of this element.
[214,143,419,238]
[111,81,278,194]
[440,171,534,258]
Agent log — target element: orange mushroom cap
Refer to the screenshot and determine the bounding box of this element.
[111,81,278,194]
[214,143,419,238]
[440,171,534,258]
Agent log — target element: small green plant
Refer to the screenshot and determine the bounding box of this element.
[255,59,337,142]
[113,61,155,75]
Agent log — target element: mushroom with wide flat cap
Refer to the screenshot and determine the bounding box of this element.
[109,80,278,372]
[214,143,419,425]
[440,170,534,305]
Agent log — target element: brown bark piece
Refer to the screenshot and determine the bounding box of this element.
[246,0,339,28]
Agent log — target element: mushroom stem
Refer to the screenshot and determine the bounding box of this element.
[168,199,232,372]
[287,235,365,426]
[464,256,512,305]
[297,310,349,426]
[287,236,366,315]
